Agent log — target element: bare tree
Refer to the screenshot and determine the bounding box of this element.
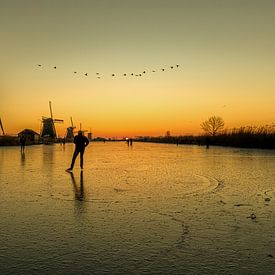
[201,116,225,136]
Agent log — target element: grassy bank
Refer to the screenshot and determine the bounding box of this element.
[136,126,275,149]
[0,136,20,146]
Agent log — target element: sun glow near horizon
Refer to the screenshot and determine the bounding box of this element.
[1,0,275,137]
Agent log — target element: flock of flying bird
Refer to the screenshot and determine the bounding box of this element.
[37,64,180,79]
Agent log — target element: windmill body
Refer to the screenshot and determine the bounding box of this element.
[40,102,63,143]
[41,117,56,138]
[65,117,76,141]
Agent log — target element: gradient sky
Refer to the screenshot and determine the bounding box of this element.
[1,0,275,137]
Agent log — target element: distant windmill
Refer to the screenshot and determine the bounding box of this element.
[66,117,76,140]
[79,123,88,134]
[88,128,92,141]
[40,101,63,140]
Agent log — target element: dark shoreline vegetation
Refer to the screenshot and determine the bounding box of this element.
[136,126,275,149]
[1,126,275,149]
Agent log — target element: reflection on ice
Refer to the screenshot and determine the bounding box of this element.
[69,171,85,201]
[69,171,86,217]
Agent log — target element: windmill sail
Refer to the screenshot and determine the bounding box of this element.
[0,118,5,135]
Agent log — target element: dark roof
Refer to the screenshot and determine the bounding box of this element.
[18,129,40,136]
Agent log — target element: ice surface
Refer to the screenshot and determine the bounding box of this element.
[0,142,274,273]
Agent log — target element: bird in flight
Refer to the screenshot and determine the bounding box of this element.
[36,63,181,79]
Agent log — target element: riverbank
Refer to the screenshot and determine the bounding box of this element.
[136,126,275,149]
[0,135,19,146]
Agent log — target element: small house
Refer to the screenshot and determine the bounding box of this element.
[18,129,40,144]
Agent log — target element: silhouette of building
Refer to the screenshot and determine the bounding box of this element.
[18,129,40,143]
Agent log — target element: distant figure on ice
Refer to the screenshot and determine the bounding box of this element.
[66,131,89,172]
[20,135,26,153]
[206,136,210,149]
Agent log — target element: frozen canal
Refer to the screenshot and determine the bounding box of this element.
[0,142,274,274]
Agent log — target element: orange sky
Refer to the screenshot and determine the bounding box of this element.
[1,1,275,137]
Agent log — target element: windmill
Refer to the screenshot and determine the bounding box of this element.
[79,123,88,134]
[66,117,76,140]
[88,128,93,141]
[40,101,63,140]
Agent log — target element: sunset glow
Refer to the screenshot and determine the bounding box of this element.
[1,0,275,137]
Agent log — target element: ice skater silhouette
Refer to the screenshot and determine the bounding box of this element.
[66,131,89,172]
[20,135,26,153]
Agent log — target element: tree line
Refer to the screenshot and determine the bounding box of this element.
[136,116,275,149]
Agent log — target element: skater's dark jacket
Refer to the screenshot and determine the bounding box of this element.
[74,134,89,150]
